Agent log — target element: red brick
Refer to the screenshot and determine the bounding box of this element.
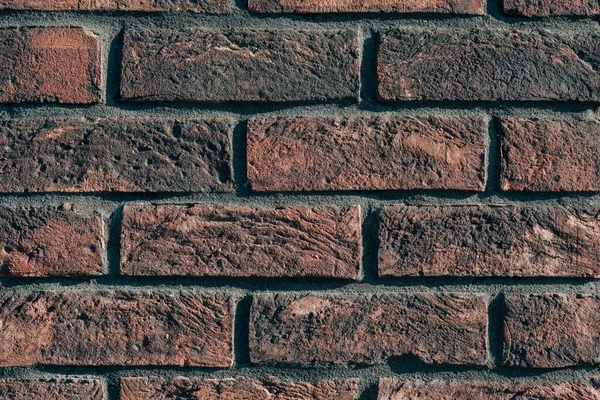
[120,30,359,103]
[500,118,600,192]
[247,117,486,192]
[0,0,228,12]
[379,205,600,277]
[504,0,598,16]
[0,118,231,193]
[378,378,600,399]
[378,30,600,102]
[0,206,103,277]
[503,294,600,368]
[121,377,359,400]
[0,379,102,400]
[249,0,483,14]
[250,294,487,366]
[0,291,233,367]
[121,204,361,278]
[0,27,101,104]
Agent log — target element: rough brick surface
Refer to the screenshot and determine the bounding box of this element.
[0,291,233,367]
[500,119,600,192]
[0,379,102,400]
[247,117,486,192]
[120,29,359,103]
[378,379,600,399]
[121,377,359,399]
[379,205,600,277]
[0,118,231,193]
[0,206,103,277]
[121,204,361,278]
[378,30,600,101]
[0,0,228,12]
[503,0,598,16]
[250,294,487,366]
[503,294,600,368]
[249,0,484,14]
[0,27,101,104]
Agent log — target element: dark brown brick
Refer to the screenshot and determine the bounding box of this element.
[250,294,487,366]
[249,0,484,14]
[121,377,359,400]
[0,118,231,193]
[504,0,598,16]
[120,29,359,103]
[0,206,103,277]
[0,379,102,400]
[378,378,600,399]
[247,117,486,192]
[0,27,101,104]
[121,204,361,278]
[503,294,600,368]
[379,205,600,277]
[0,291,233,367]
[500,118,600,192]
[0,0,228,12]
[378,30,600,102]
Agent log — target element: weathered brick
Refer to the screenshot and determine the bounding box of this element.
[504,0,598,16]
[379,205,600,277]
[120,29,359,103]
[0,0,228,12]
[500,118,600,192]
[249,0,484,14]
[0,291,233,367]
[121,204,361,278]
[378,30,600,102]
[0,118,231,193]
[250,294,486,366]
[247,117,486,192]
[0,206,103,277]
[0,379,102,400]
[0,27,101,104]
[121,377,359,400]
[503,294,600,368]
[378,378,600,399]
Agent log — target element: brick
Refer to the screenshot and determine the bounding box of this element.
[379,205,600,277]
[0,206,103,277]
[0,27,101,104]
[121,377,359,400]
[247,117,486,192]
[0,379,102,400]
[0,291,233,367]
[120,29,359,103]
[500,118,600,192]
[0,0,228,12]
[503,294,600,368]
[121,204,361,278]
[249,0,484,14]
[250,294,486,366]
[504,0,598,16]
[378,30,600,102]
[0,118,231,193]
[378,378,600,399]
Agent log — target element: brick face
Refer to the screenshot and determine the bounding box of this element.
[0,379,102,400]
[247,117,486,192]
[120,204,361,278]
[0,27,101,104]
[121,377,359,400]
[0,0,228,12]
[249,0,484,14]
[0,291,233,367]
[250,294,487,366]
[379,205,600,277]
[503,0,599,16]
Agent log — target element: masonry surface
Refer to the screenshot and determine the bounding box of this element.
[0,0,599,399]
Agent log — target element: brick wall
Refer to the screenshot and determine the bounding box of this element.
[0,1,598,399]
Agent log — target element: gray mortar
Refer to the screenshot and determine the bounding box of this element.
[0,0,600,398]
